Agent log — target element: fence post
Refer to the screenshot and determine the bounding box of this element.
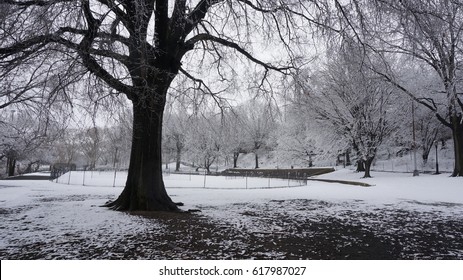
[246,172,248,189]
[67,170,71,185]
[82,169,86,186]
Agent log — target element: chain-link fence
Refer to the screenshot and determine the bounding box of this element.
[53,170,308,189]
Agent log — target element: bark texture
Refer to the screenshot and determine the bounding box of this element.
[7,157,16,177]
[363,158,374,178]
[451,114,463,177]
[106,102,178,211]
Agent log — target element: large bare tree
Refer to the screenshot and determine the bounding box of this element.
[0,0,321,211]
[333,0,463,176]
[374,0,463,176]
[298,40,398,178]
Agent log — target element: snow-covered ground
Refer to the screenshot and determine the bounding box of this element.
[1,169,462,259]
[53,170,306,189]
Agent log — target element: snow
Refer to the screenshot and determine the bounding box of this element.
[164,170,463,241]
[1,169,462,259]
[52,170,306,189]
[315,169,463,204]
[164,169,463,211]
[43,169,463,209]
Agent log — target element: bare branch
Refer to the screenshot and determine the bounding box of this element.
[2,0,73,6]
[185,33,293,74]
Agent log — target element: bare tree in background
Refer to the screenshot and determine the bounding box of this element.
[1,106,62,177]
[185,114,223,174]
[77,126,102,170]
[239,100,277,169]
[0,1,324,211]
[163,111,189,172]
[300,41,398,178]
[222,108,249,168]
[374,0,463,176]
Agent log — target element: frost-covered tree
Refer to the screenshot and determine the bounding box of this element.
[275,106,317,167]
[221,108,249,168]
[1,107,62,177]
[100,110,133,170]
[185,115,223,174]
[301,42,398,178]
[53,129,81,168]
[239,100,277,169]
[77,126,102,170]
[371,0,463,176]
[334,0,463,176]
[163,111,189,172]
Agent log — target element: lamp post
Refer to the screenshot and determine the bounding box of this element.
[434,140,440,175]
[412,101,419,176]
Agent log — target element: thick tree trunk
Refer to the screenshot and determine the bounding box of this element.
[105,102,178,211]
[451,114,463,177]
[356,160,365,172]
[233,152,239,168]
[7,157,16,177]
[363,157,374,178]
[205,158,213,174]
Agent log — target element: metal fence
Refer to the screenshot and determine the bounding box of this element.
[53,170,308,189]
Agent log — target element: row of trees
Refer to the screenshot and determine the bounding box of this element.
[162,90,448,179]
[163,99,277,173]
[1,31,455,179]
[1,88,449,180]
[0,104,132,178]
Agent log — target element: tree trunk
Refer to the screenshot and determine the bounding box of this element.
[363,157,374,178]
[105,102,178,211]
[25,161,37,174]
[205,158,212,174]
[7,157,16,177]
[356,160,365,172]
[345,150,351,166]
[175,146,181,172]
[255,153,259,169]
[233,152,239,168]
[422,153,429,165]
[451,114,463,177]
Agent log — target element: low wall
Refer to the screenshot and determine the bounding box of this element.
[220,168,334,179]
